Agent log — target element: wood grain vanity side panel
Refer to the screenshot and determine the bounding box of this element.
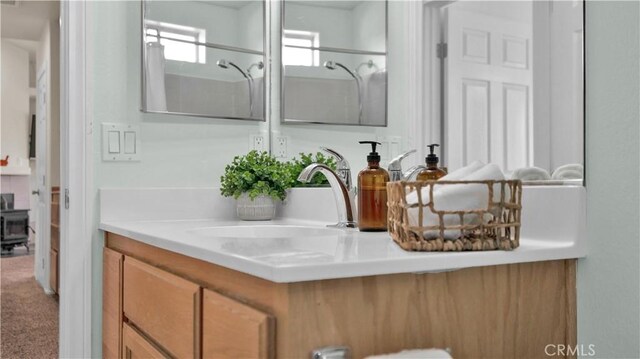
[103,247,123,359]
[565,259,578,359]
[202,289,275,359]
[123,257,201,359]
[284,260,573,359]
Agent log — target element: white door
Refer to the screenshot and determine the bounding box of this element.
[35,65,51,291]
[549,0,583,170]
[444,2,533,173]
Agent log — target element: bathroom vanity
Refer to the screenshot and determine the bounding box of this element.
[100,187,585,359]
[103,231,575,359]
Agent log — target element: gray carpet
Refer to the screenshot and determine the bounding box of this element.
[1,253,58,359]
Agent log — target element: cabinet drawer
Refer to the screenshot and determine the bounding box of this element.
[202,289,274,359]
[123,257,200,359]
[122,322,169,359]
[51,191,60,204]
[49,250,58,294]
[51,225,59,251]
[51,202,59,225]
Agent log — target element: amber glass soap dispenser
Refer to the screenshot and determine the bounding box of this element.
[417,144,447,181]
[357,141,390,232]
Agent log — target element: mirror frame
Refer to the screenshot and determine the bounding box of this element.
[280,0,389,127]
[140,0,268,122]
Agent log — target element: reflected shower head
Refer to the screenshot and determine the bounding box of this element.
[323,60,359,81]
[216,59,229,69]
[217,59,251,80]
[247,61,264,74]
[323,61,337,70]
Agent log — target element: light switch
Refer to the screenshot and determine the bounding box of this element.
[102,123,141,162]
[124,131,136,154]
[108,131,120,153]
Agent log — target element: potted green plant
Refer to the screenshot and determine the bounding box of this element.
[286,152,337,187]
[220,151,290,220]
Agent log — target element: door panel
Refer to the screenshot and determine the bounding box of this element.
[446,4,533,172]
[504,83,530,171]
[122,323,168,359]
[462,79,490,164]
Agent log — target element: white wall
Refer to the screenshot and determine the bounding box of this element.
[89,2,268,354]
[578,1,639,357]
[1,40,31,167]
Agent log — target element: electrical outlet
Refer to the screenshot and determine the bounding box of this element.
[274,136,287,158]
[250,134,266,152]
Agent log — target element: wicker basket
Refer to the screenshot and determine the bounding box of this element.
[387,180,522,251]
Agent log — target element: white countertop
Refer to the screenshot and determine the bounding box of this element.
[100,218,582,283]
[100,186,586,283]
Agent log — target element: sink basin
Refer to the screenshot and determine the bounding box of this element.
[188,225,343,239]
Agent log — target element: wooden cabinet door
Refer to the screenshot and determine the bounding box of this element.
[202,289,274,359]
[103,247,123,359]
[49,250,58,294]
[122,323,169,359]
[123,257,200,359]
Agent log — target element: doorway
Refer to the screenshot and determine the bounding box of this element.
[0,1,61,357]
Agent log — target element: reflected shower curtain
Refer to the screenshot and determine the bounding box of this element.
[361,70,387,126]
[251,77,264,119]
[145,42,167,112]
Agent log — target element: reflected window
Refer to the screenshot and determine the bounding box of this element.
[145,21,206,64]
[283,30,319,66]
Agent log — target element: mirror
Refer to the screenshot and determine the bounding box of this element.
[281,0,387,126]
[142,0,266,121]
[432,0,584,184]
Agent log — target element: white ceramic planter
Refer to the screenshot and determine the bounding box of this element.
[236,193,276,221]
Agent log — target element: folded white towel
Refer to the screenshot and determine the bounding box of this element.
[365,348,452,359]
[551,163,583,180]
[440,160,485,181]
[511,166,551,181]
[406,163,505,239]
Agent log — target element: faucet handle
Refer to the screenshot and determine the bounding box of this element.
[320,147,352,190]
[388,149,417,171]
[320,147,350,170]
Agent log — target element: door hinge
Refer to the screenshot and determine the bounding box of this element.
[437,42,448,59]
[64,189,70,209]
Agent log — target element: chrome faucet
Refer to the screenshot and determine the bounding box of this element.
[388,150,426,181]
[297,164,357,228]
[320,147,352,191]
[403,165,427,181]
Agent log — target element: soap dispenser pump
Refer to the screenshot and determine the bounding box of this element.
[357,141,390,232]
[417,144,447,181]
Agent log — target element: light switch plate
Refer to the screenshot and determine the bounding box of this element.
[102,123,141,162]
[376,135,402,163]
